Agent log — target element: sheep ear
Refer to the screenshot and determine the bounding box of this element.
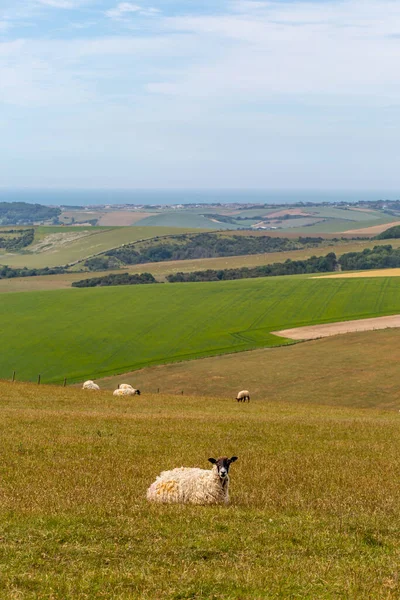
[208,458,217,464]
[229,456,238,463]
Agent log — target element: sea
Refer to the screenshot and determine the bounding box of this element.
[0,189,398,207]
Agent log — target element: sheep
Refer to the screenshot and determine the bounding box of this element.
[82,380,100,391]
[146,456,238,505]
[118,383,134,390]
[236,390,250,403]
[113,387,141,397]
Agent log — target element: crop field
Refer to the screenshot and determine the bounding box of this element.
[1,381,400,598]
[102,328,400,409]
[1,237,400,294]
[3,275,400,384]
[0,226,201,269]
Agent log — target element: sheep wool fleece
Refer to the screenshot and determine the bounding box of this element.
[147,466,229,505]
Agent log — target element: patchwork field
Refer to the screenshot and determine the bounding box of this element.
[1,381,400,598]
[3,276,400,384]
[2,237,400,294]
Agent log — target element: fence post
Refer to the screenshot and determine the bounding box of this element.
[12,371,15,382]
[63,378,67,387]
[181,390,183,395]
[157,388,159,393]
[37,374,41,385]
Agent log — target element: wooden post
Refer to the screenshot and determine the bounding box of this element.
[157,388,159,393]
[12,371,15,382]
[37,374,41,385]
[63,378,67,387]
[181,390,183,395]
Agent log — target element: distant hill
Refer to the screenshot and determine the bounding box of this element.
[0,202,60,225]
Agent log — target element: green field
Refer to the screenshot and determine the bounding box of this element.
[2,382,400,598]
[2,276,400,384]
[0,226,202,269]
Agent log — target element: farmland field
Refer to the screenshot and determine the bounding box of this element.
[0,226,202,269]
[1,237,400,294]
[3,276,400,384]
[1,381,400,598]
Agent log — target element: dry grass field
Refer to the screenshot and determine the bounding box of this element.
[1,379,400,598]
[99,329,400,410]
[322,268,400,279]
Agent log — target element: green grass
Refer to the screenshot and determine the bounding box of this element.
[1,382,400,598]
[3,275,400,384]
[0,226,203,269]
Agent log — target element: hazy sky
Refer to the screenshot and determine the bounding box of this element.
[1,0,400,190]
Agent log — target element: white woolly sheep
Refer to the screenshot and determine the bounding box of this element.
[113,387,141,397]
[82,380,100,391]
[146,456,238,505]
[118,383,134,390]
[236,390,250,403]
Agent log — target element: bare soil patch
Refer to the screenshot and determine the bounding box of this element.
[266,208,313,218]
[274,315,400,340]
[97,211,153,226]
[29,231,91,254]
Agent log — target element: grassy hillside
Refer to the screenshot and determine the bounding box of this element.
[100,329,400,409]
[3,276,400,384]
[0,226,202,269]
[1,382,400,598]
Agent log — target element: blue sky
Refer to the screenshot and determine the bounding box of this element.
[1,0,400,190]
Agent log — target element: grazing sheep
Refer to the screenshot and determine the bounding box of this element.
[147,456,238,505]
[82,380,100,391]
[113,387,141,397]
[236,390,250,403]
[118,383,134,390]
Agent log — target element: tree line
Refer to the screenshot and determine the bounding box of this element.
[84,233,343,271]
[0,228,35,251]
[71,272,157,288]
[166,253,338,282]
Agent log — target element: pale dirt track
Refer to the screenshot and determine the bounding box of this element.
[273,315,400,340]
[318,268,400,279]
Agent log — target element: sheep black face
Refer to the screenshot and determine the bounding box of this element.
[136,389,141,395]
[208,456,238,480]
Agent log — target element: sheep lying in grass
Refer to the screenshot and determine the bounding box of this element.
[118,383,134,390]
[113,387,141,397]
[236,390,250,403]
[82,380,100,391]
[147,456,238,505]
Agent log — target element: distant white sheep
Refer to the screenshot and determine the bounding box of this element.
[147,456,238,505]
[82,380,100,391]
[236,390,250,402]
[113,387,141,397]
[118,383,134,390]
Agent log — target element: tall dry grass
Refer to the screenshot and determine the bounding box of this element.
[1,382,400,598]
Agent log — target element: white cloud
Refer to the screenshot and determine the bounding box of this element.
[36,0,76,7]
[105,2,160,20]
[2,0,400,188]
[106,3,142,19]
